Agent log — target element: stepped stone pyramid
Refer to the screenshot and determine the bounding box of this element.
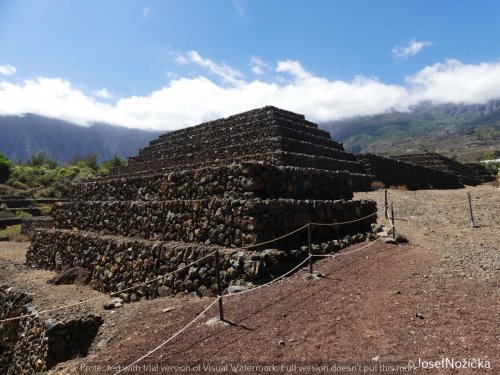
[392,152,482,186]
[27,106,377,299]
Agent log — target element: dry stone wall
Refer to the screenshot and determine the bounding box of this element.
[72,163,368,202]
[0,285,102,374]
[21,216,56,238]
[27,228,375,299]
[357,154,463,190]
[50,199,377,247]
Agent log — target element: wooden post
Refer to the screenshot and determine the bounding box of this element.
[390,202,395,239]
[308,222,313,274]
[214,250,224,321]
[384,189,388,219]
[467,192,475,228]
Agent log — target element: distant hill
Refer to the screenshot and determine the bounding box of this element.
[0,114,161,163]
[322,101,500,162]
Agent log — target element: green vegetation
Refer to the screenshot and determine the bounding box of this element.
[482,161,499,176]
[0,153,127,198]
[0,224,21,240]
[0,152,13,183]
[482,150,500,160]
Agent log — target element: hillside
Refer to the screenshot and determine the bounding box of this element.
[0,114,161,163]
[323,101,500,162]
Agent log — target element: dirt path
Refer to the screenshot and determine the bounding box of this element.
[1,185,498,374]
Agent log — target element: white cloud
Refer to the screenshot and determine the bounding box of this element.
[392,38,433,59]
[250,56,270,75]
[176,50,244,85]
[232,0,246,18]
[143,6,150,17]
[92,88,112,99]
[276,60,313,81]
[0,64,16,75]
[2,52,500,131]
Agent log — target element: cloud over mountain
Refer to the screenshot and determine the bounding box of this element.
[1,54,500,130]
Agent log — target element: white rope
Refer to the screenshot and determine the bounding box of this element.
[310,211,378,226]
[309,229,392,259]
[224,255,312,298]
[113,297,221,375]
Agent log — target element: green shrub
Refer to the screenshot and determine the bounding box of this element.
[0,224,22,240]
[0,153,13,183]
[15,210,32,219]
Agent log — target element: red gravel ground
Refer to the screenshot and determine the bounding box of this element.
[53,240,498,375]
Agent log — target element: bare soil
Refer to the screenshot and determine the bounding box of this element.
[0,184,498,374]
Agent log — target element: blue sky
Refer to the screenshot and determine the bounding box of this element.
[1,0,500,130]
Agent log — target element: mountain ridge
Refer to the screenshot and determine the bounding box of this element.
[0,114,161,164]
[322,100,500,161]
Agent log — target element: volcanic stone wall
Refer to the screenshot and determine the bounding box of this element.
[464,163,496,182]
[27,228,375,299]
[0,285,102,374]
[21,216,55,238]
[392,153,482,186]
[357,154,463,190]
[72,163,372,202]
[50,199,377,247]
[112,106,365,177]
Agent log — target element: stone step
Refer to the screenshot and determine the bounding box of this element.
[144,123,343,156]
[6,207,42,216]
[111,155,366,180]
[133,129,345,167]
[110,150,367,178]
[125,137,356,175]
[152,106,329,145]
[73,163,368,202]
[0,217,22,230]
[50,198,377,248]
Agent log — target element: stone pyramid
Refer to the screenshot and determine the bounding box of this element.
[27,106,378,299]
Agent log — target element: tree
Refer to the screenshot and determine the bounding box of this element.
[25,152,58,168]
[0,153,13,183]
[69,153,98,170]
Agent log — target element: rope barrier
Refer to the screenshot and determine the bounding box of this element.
[309,226,394,259]
[388,194,468,206]
[240,223,309,249]
[309,211,378,227]
[0,251,216,324]
[224,255,312,299]
[0,208,382,323]
[113,297,221,375]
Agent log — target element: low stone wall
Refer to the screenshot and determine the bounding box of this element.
[21,216,56,238]
[0,285,102,374]
[27,229,374,299]
[72,163,361,202]
[50,198,377,247]
[357,154,463,190]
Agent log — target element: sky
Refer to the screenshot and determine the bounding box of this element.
[1,0,500,130]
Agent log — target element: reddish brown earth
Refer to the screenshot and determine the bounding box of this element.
[1,185,498,375]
